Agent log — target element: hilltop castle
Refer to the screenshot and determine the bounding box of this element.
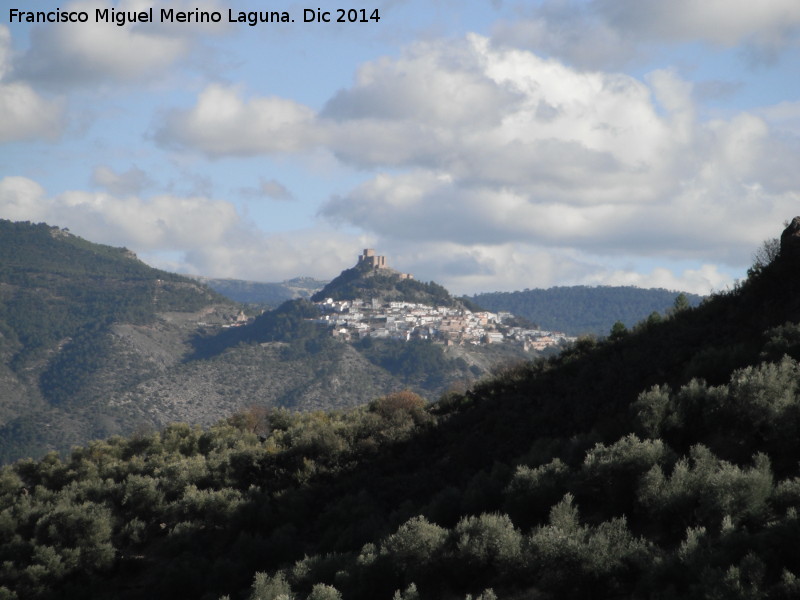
[357,249,413,279]
[357,248,387,269]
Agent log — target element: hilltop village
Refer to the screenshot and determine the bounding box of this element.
[309,250,576,351]
[313,296,575,350]
[214,250,576,350]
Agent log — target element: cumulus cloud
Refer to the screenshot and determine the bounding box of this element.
[155,33,799,274]
[0,176,51,221]
[757,101,800,136]
[491,1,640,70]
[322,39,520,127]
[175,229,360,282]
[588,263,733,295]
[320,40,797,265]
[0,26,64,142]
[492,0,800,69]
[593,0,800,47]
[0,82,64,142]
[146,26,800,292]
[156,84,318,156]
[92,165,153,195]
[14,0,227,88]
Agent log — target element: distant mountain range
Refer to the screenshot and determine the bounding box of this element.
[471,286,705,336]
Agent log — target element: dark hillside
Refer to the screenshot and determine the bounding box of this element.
[4,221,800,599]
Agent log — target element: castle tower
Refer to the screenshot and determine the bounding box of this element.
[358,248,387,269]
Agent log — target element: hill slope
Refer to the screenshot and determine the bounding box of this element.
[0,220,237,460]
[2,222,800,599]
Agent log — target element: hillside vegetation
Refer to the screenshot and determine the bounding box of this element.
[2,221,800,599]
[0,221,222,367]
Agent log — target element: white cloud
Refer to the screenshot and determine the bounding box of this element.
[156,84,319,156]
[586,263,733,295]
[156,33,799,272]
[92,165,152,195]
[0,82,64,142]
[175,229,361,282]
[491,0,800,70]
[321,40,797,264]
[491,2,639,70]
[14,0,227,88]
[387,241,595,295]
[322,38,520,127]
[0,176,50,221]
[0,26,64,142]
[593,0,800,47]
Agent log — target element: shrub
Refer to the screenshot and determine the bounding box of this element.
[248,572,294,600]
[504,459,571,530]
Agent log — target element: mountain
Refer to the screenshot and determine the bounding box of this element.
[0,226,517,463]
[311,248,457,307]
[471,286,705,336]
[192,275,327,306]
[0,220,237,460]
[2,221,800,599]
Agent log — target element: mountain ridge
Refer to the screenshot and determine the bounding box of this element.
[471,285,705,336]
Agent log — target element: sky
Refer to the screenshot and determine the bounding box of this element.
[2,0,800,295]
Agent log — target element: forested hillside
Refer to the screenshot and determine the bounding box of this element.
[471,286,704,335]
[0,220,234,460]
[3,221,800,599]
[0,220,223,364]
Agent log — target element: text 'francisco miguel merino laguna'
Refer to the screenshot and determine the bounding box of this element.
[8,7,382,27]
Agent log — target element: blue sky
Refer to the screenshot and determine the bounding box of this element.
[2,0,800,294]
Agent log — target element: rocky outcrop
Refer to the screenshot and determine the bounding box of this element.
[780,216,800,261]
